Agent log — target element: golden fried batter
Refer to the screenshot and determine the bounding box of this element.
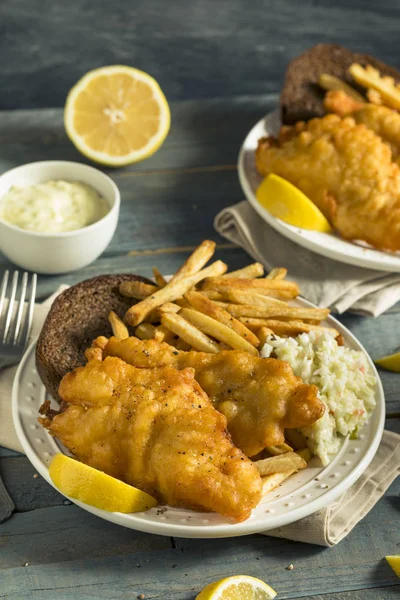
[41,356,262,522]
[324,89,400,162]
[256,113,400,252]
[101,336,324,457]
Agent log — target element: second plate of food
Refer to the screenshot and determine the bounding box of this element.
[238,111,400,272]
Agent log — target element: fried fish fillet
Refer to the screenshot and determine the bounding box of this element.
[40,356,262,522]
[256,113,400,252]
[99,336,324,457]
[324,89,400,162]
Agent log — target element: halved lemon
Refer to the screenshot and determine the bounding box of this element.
[375,351,400,373]
[64,65,170,167]
[49,454,158,513]
[196,576,277,600]
[386,555,400,577]
[256,173,332,232]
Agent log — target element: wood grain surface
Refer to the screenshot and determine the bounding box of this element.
[0,2,399,598]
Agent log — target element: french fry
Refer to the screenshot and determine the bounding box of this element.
[266,267,287,280]
[266,443,293,456]
[262,470,295,495]
[218,303,329,321]
[184,291,260,348]
[157,302,181,315]
[108,311,129,340]
[198,290,225,301]
[202,277,300,298]
[222,263,264,279]
[238,318,339,337]
[153,325,176,344]
[170,240,216,283]
[135,322,157,340]
[152,267,167,288]
[222,290,289,306]
[180,308,259,355]
[285,429,307,450]
[257,326,275,347]
[255,452,306,476]
[119,280,159,300]
[318,73,365,102]
[125,260,227,326]
[161,312,220,353]
[175,297,192,309]
[296,448,312,463]
[349,63,400,110]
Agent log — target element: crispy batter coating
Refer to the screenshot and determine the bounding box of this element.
[256,113,400,251]
[101,336,324,458]
[42,356,262,522]
[325,89,400,162]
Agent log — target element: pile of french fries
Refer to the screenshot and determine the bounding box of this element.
[105,240,337,497]
[108,239,338,354]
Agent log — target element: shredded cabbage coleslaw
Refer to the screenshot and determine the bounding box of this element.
[261,331,376,465]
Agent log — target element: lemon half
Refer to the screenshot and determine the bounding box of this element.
[256,173,332,233]
[49,454,158,513]
[196,576,277,600]
[64,65,170,167]
[375,351,400,373]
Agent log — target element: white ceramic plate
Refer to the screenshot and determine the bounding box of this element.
[12,297,385,538]
[238,110,400,272]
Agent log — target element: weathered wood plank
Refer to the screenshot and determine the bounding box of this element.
[0,96,275,173]
[0,456,64,512]
[0,504,171,569]
[1,0,400,110]
[0,475,398,599]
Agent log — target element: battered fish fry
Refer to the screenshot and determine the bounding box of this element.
[100,336,325,457]
[41,356,262,522]
[324,89,400,162]
[256,113,400,252]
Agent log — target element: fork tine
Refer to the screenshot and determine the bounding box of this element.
[2,271,18,343]
[12,272,28,344]
[19,273,37,348]
[0,270,9,321]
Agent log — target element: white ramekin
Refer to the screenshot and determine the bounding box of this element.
[0,161,120,274]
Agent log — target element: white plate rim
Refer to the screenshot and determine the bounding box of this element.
[12,299,385,539]
[238,110,400,272]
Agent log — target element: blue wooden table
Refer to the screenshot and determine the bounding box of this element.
[0,2,399,598]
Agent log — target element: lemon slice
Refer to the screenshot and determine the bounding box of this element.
[196,576,277,600]
[256,173,332,232]
[386,555,400,577]
[64,65,170,167]
[49,454,158,513]
[375,351,400,372]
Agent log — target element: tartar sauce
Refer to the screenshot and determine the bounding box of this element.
[0,180,109,233]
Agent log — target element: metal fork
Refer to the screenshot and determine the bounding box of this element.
[0,270,37,370]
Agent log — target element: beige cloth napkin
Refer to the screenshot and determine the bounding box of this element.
[1,285,399,545]
[0,285,68,453]
[263,429,400,546]
[214,201,400,316]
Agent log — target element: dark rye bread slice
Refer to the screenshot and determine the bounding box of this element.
[36,274,153,400]
[280,43,400,125]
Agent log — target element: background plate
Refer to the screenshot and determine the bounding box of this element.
[238,111,400,272]
[13,298,385,538]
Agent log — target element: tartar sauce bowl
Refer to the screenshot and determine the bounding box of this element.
[0,161,120,274]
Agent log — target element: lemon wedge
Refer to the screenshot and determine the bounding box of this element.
[386,555,400,577]
[49,454,158,513]
[64,65,170,167]
[375,351,400,373]
[196,576,277,600]
[256,173,332,232]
